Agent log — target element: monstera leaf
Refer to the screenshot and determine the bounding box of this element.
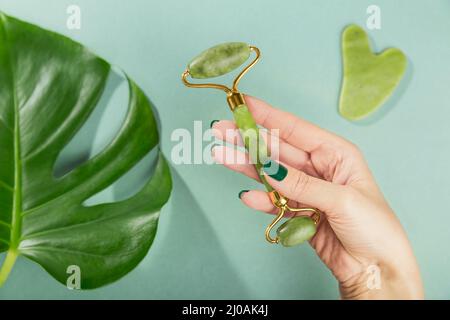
[0,13,172,289]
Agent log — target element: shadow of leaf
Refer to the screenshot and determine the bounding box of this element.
[110,168,252,299]
[54,70,125,177]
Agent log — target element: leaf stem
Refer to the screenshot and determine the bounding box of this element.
[0,27,23,286]
[0,249,17,287]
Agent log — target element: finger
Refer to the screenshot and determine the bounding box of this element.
[212,146,322,212]
[212,145,260,181]
[211,145,318,188]
[212,120,319,177]
[244,95,350,152]
[239,190,278,214]
[262,160,347,215]
[211,120,244,146]
[211,145,316,201]
[239,190,310,218]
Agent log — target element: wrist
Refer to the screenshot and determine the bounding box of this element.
[339,262,424,300]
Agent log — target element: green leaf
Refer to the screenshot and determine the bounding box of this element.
[0,12,172,289]
[339,24,407,120]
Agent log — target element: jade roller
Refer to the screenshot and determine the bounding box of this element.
[182,42,321,247]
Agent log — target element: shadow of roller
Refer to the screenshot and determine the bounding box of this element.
[121,168,252,299]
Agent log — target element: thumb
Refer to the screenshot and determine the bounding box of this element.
[262,160,347,214]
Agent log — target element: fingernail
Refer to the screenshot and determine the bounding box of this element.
[238,190,249,199]
[210,143,220,153]
[263,160,288,181]
[210,120,220,128]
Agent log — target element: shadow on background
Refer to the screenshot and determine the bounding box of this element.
[1,64,327,299]
[0,62,251,298]
[115,168,252,299]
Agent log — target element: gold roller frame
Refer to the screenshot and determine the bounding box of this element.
[182,45,321,245]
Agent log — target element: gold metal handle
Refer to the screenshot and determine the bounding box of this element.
[265,206,286,244]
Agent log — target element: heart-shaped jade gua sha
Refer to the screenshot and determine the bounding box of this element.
[339,24,407,120]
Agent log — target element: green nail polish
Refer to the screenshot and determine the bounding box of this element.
[263,160,288,181]
[238,190,249,199]
[210,120,219,128]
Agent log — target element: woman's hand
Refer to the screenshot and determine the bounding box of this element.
[211,95,424,299]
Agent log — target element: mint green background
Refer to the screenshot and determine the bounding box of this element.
[0,0,449,299]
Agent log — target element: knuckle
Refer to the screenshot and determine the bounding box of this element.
[338,187,360,210]
[290,171,311,200]
[281,118,297,141]
[261,108,274,129]
[346,141,363,157]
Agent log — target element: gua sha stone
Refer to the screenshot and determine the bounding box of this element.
[339,24,407,120]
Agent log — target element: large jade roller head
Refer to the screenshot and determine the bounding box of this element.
[182,42,321,247]
[187,42,251,79]
[182,42,260,111]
